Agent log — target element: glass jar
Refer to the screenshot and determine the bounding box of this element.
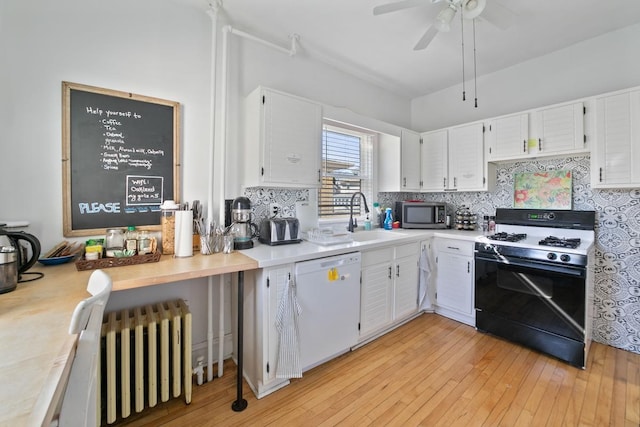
[105,228,125,257]
[137,230,152,255]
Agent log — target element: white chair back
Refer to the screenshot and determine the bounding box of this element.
[57,269,112,427]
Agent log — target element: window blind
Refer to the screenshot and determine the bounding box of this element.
[319,125,373,218]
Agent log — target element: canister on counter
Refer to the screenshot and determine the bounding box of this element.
[160,200,180,255]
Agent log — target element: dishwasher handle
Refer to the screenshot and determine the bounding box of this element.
[320,258,348,269]
[295,252,362,276]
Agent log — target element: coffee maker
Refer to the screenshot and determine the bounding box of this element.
[230,197,257,250]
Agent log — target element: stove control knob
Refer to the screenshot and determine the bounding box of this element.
[560,254,571,262]
[547,253,557,260]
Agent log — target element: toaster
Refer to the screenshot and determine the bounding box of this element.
[258,218,302,245]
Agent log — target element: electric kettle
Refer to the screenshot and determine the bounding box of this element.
[0,227,41,293]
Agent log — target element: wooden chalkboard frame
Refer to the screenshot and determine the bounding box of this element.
[62,82,180,237]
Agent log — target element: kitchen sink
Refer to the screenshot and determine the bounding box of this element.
[350,230,408,242]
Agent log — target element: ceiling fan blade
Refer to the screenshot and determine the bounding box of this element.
[413,26,439,50]
[373,0,427,16]
[479,1,515,30]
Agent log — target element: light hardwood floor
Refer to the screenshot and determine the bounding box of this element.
[116,313,639,426]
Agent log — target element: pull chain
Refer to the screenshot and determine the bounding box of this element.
[461,10,466,101]
[473,19,478,108]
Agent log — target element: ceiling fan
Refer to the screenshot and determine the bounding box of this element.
[373,0,514,51]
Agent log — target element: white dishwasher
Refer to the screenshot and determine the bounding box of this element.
[295,252,361,371]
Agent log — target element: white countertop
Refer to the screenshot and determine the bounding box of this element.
[241,228,483,267]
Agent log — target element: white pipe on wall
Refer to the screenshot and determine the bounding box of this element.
[217,23,231,379]
[225,26,298,56]
[208,21,300,380]
[206,1,220,383]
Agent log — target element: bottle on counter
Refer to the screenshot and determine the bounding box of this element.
[482,215,490,234]
[373,202,382,228]
[364,212,372,230]
[488,216,496,233]
[383,208,393,230]
[125,226,138,254]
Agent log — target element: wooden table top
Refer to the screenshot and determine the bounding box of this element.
[0,252,258,427]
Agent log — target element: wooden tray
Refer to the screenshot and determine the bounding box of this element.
[75,251,161,271]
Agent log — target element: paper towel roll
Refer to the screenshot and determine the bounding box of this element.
[174,210,194,257]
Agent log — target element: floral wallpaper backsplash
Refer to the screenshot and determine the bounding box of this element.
[245,155,640,355]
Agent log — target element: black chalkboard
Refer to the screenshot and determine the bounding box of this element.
[62,82,180,236]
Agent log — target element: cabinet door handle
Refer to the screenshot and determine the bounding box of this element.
[453,177,457,188]
[523,140,526,152]
[467,261,470,273]
[447,246,460,250]
[388,266,392,279]
[403,177,406,187]
[443,177,446,188]
[396,265,400,277]
[599,167,603,182]
[538,138,542,151]
[318,169,321,183]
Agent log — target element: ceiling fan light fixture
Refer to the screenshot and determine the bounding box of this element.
[435,4,456,32]
[462,0,486,20]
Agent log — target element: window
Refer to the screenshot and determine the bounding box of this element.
[319,121,374,219]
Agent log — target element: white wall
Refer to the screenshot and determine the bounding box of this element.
[0,0,410,363]
[0,0,411,250]
[411,23,640,131]
[0,0,213,247]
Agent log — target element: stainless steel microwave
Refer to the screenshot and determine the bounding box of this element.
[395,201,448,229]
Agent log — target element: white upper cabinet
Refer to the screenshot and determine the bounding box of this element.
[448,122,486,191]
[421,129,448,192]
[243,87,322,188]
[378,129,421,192]
[400,129,421,191]
[421,124,492,192]
[486,113,529,161]
[530,102,587,156]
[592,89,640,188]
[485,102,588,163]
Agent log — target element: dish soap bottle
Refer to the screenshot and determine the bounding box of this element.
[383,208,393,230]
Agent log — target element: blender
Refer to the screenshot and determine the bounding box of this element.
[230,197,257,250]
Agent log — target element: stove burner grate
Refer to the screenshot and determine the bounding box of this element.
[539,236,581,249]
[488,232,527,242]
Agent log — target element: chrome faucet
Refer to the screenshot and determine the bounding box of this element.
[347,192,370,233]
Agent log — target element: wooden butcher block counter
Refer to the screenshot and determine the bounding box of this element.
[0,252,258,427]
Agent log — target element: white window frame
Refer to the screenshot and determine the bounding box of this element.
[317,119,378,228]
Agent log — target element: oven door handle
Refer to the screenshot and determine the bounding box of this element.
[474,254,586,278]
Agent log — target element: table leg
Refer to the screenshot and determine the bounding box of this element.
[232,271,248,412]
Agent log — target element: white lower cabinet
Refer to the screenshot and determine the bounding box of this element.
[243,264,294,399]
[434,237,475,326]
[359,241,420,340]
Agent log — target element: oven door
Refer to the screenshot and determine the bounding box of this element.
[475,253,586,341]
